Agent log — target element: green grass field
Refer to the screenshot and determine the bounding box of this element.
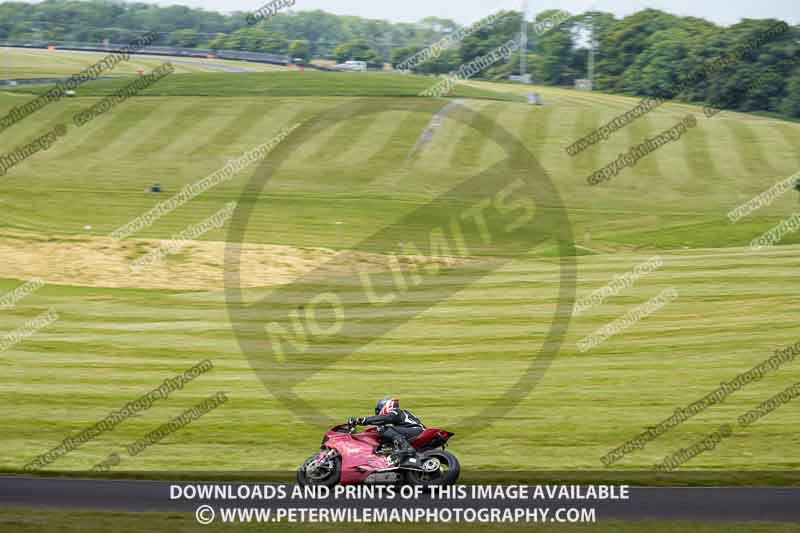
[1,70,799,480]
[9,70,522,99]
[0,47,286,78]
[1,509,797,533]
[3,508,798,533]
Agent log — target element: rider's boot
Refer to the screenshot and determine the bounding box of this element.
[390,438,418,467]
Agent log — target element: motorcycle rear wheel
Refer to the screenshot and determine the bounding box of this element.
[405,450,460,486]
[297,452,341,487]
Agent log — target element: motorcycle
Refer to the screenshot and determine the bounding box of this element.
[297,420,459,486]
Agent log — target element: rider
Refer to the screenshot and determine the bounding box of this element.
[350,397,425,465]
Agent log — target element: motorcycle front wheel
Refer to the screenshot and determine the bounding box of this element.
[296,451,341,487]
[405,450,460,486]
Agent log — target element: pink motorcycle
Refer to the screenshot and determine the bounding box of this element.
[297,420,460,486]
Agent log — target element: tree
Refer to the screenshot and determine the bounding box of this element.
[208,32,227,50]
[259,30,289,54]
[391,44,460,74]
[288,39,311,62]
[333,40,382,68]
[621,27,698,97]
[2,2,799,119]
[532,11,579,86]
[390,45,422,69]
[220,27,287,53]
[780,70,800,118]
[418,17,458,35]
[460,10,521,65]
[569,11,616,85]
[418,48,461,75]
[594,9,678,91]
[170,28,200,48]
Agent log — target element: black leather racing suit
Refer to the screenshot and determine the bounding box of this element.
[358,409,425,457]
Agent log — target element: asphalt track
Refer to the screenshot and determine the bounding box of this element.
[1,477,799,522]
[151,58,255,72]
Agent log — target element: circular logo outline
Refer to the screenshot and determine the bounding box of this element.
[224,97,576,437]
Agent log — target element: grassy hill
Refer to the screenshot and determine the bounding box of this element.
[8,70,523,100]
[0,48,286,78]
[1,71,799,479]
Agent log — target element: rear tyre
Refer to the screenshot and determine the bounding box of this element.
[297,452,341,487]
[405,450,460,486]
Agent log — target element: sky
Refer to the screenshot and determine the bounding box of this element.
[126,0,800,27]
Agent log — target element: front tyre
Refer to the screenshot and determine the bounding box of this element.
[405,450,460,486]
[297,451,341,487]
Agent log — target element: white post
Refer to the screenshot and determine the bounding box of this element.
[588,13,596,91]
[520,0,528,80]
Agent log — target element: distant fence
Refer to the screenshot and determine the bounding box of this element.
[0,40,297,67]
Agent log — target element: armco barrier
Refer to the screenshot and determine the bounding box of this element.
[0,41,294,67]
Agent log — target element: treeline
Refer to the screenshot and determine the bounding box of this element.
[0,0,455,63]
[393,9,800,119]
[572,10,800,118]
[1,1,798,117]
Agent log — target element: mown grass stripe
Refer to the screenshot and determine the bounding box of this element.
[724,119,781,178]
[331,110,413,167]
[55,101,163,162]
[451,101,505,170]
[187,101,281,156]
[568,107,602,181]
[682,116,722,189]
[111,100,199,160]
